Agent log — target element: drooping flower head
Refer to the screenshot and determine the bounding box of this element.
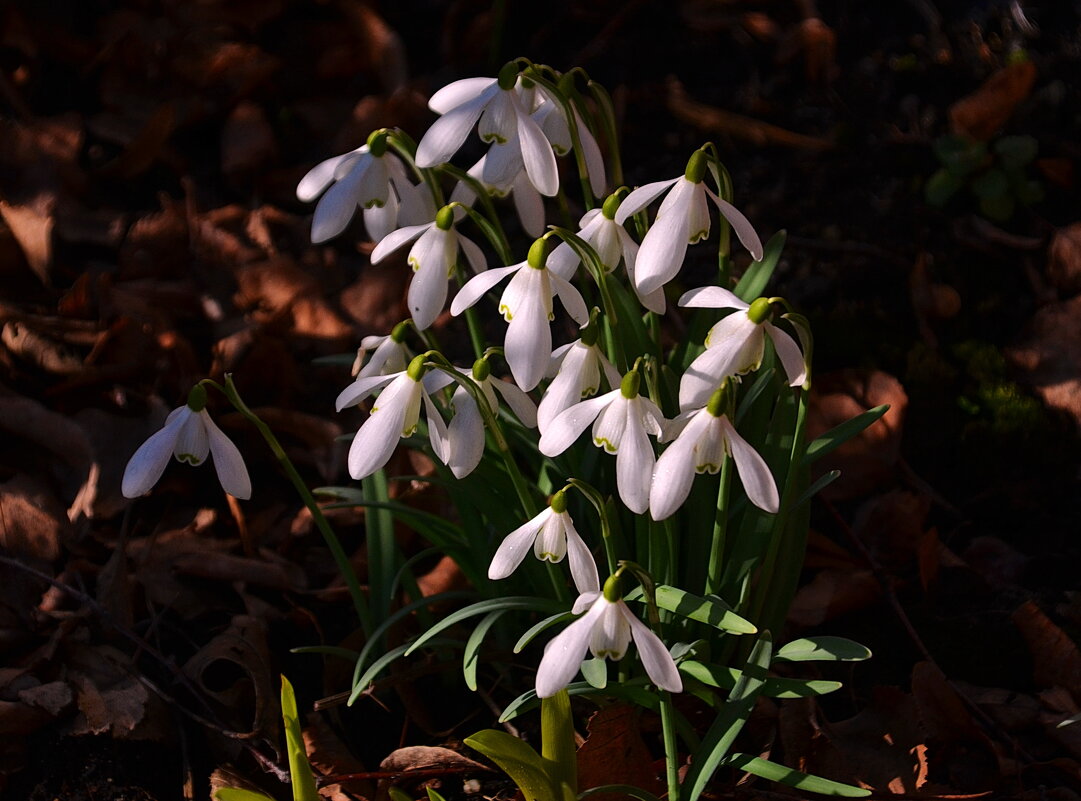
[451,237,588,391]
[650,383,779,521]
[416,63,559,198]
[336,355,452,480]
[539,367,664,514]
[678,288,807,411]
[535,575,682,698]
[298,130,433,244]
[489,488,598,595]
[122,385,251,500]
[615,149,763,296]
[370,205,487,331]
[352,321,413,379]
[537,314,621,434]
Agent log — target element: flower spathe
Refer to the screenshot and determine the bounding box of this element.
[451,241,588,391]
[615,154,763,296]
[535,590,682,698]
[335,361,453,480]
[650,404,778,521]
[122,403,251,500]
[489,496,598,595]
[678,287,807,411]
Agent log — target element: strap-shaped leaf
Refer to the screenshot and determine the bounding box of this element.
[637,585,757,634]
[463,610,508,691]
[514,611,577,653]
[680,660,842,698]
[406,597,567,656]
[802,405,889,465]
[349,638,461,704]
[465,730,563,801]
[734,230,786,302]
[724,753,871,796]
[500,680,656,723]
[775,636,872,663]
[794,469,841,507]
[281,676,320,801]
[684,633,773,801]
[214,789,275,801]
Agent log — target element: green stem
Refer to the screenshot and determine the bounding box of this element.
[659,692,682,801]
[216,375,373,636]
[705,455,732,596]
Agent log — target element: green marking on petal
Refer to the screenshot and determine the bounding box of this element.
[593,436,618,454]
[689,227,709,243]
[408,256,421,273]
[176,453,202,465]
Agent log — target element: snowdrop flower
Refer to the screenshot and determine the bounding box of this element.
[297,131,432,244]
[615,150,763,295]
[650,384,778,520]
[451,238,588,391]
[444,357,537,478]
[535,577,682,698]
[449,141,545,237]
[122,386,251,499]
[489,489,598,594]
[537,323,620,434]
[352,322,412,379]
[678,288,807,411]
[336,355,452,480]
[531,89,606,198]
[546,194,666,312]
[539,369,664,514]
[370,206,487,331]
[416,64,559,197]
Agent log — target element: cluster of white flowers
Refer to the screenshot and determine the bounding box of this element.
[121,62,809,702]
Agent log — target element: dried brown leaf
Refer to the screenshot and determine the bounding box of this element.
[577,704,665,799]
[949,61,1037,141]
[1048,223,1081,295]
[379,745,487,774]
[1007,296,1081,432]
[222,102,278,179]
[788,568,881,628]
[0,200,53,285]
[1013,601,1081,701]
[0,474,69,560]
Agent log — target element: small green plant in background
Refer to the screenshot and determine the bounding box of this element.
[925,133,1044,221]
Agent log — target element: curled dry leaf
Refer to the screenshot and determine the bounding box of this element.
[0,474,70,561]
[1007,295,1081,431]
[0,200,53,286]
[806,369,908,500]
[787,567,881,628]
[949,60,1037,141]
[380,745,488,775]
[235,257,354,341]
[303,713,373,799]
[576,704,665,800]
[1012,601,1081,701]
[339,261,410,335]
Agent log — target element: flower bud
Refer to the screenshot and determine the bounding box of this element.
[602,574,622,603]
[706,383,728,418]
[366,129,388,157]
[550,489,568,514]
[498,62,519,91]
[471,357,491,382]
[620,370,640,399]
[684,150,707,184]
[601,193,622,221]
[527,237,550,270]
[435,205,455,231]
[390,320,411,343]
[406,354,428,381]
[186,384,208,412]
[747,297,772,325]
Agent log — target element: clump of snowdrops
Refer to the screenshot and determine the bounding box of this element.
[124,59,885,801]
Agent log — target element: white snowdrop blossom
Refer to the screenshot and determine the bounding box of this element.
[650,389,779,521]
[370,206,487,331]
[449,141,545,237]
[531,90,607,198]
[122,389,251,500]
[537,335,621,434]
[415,66,559,197]
[547,195,666,312]
[297,133,433,244]
[352,324,412,379]
[535,584,682,698]
[443,358,538,478]
[335,356,453,480]
[538,371,664,514]
[678,287,807,411]
[489,490,598,595]
[615,150,763,296]
[450,239,588,391]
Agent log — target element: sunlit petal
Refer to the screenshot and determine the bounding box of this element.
[764,324,807,387]
[622,605,683,692]
[335,373,398,412]
[722,417,779,513]
[429,77,498,114]
[539,390,619,457]
[450,264,520,316]
[202,411,252,499]
[536,600,607,698]
[614,178,679,223]
[489,508,552,580]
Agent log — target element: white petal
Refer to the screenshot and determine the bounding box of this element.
[549,272,589,325]
[489,508,552,580]
[202,410,252,499]
[592,601,631,659]
[347,376,416,479]
[545,240,580,280]
[591,397,628,454]
[450,263,520,316]
[709,189,764,261]
[537,349,589,433]
[370,222,430,263]
[573,591,601,614]
[685,183,711,242]
[511,172,545,237]
[415,91,492,167]
[575,111,607,198]
[446,388,484,478]
[356,155,390,207]
[539,389,619,457]
[678,286,750,311]
[362,188,399,243]
[310,158,372,243]
[397,177,437,226]
[614,178,679,224]
[423,390,452,470]
[615,405,654,514]
[765,323,807,387]
[296,148,363,203]
[516,104,559,197]
[504,285,551,391]
[621,604,683,692]
[721,417,779,513]
[407,229,453,330]
[335,372,398,412]
[491,379,538,427]
[649,410,708,520]
[678,337,747,412]
[634,205,690,295]
[429,77,498,114]
[173,410,210,465]
[536,599,606,698]
[479,91,518,143]
[563,517,600,594]
[480,138,525,189]
[457,232,487,274]
[121,407,188,497]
